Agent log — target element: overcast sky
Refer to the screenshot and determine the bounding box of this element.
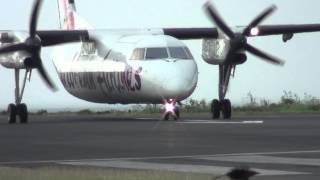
[0,0,320,110]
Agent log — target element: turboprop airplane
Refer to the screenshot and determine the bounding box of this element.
[1,0,320,124]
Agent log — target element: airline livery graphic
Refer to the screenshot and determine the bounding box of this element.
[59,66,143,92]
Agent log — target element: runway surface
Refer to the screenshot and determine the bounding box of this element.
[0,113,319,180]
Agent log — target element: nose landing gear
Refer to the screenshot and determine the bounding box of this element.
[162,99,180,121]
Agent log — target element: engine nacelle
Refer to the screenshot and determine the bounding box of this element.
[0,50,30,69]
[0,32,30,69]
[202,38,231,65]
[202,38,247,65]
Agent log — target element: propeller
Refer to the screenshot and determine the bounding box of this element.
[0,0,57,91]
[204,2,284,65]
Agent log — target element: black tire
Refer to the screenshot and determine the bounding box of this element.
[17,103,28,124]
[174,107,180,120]
[222,99,232,119]
[163,113,170,121]
[211,99,220,119]
[7,104,17,124]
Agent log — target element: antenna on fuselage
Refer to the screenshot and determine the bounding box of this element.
[57,0,62,29]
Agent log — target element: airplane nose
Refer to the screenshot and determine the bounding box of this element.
[161,69,197,100]
[164,77,190,97]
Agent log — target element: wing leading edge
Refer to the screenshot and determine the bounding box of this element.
[37,30,89,46]
[163,24,320,40]
[29,24,320,46]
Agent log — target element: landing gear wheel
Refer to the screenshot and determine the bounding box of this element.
[7,104,17,124]
[163,113,170,121]
[222,99,232,119]
[17,103,28,124]
[174,107,180,121]
[211,99,220,119]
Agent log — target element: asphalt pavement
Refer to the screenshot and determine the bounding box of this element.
[0,113,319,180]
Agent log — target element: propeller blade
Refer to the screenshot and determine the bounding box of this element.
[204,2,235,39]
[0,43,29,54]
[245,43,284,65]
[243,5,277,36]
[35,57,57,91]
[30,0,42,37]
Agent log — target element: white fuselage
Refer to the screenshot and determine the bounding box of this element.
[52,33,198,104]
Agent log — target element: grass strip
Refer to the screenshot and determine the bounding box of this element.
[0,166,227,180]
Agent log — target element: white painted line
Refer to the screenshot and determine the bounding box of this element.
[196,155,320,166]
[243,121,264,124]
[177,120,264,124]
[135,118,155,120]
[60,160,306,176]
[1,149,320,165]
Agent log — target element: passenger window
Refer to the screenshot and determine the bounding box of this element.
[169,47,191,59]
[145,48,168,59]
[130,48,145,60]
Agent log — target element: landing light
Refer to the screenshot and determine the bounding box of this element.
[250,27,259,36]
[165,102,175,113]
[164,99,176,113]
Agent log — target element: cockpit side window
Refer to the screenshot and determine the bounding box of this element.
[184,47,194,59]
[145,48,168,59]
[169,47,193,59]
[130,48,145,60]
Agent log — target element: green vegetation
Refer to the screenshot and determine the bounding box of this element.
[140,99,210,114]
[0,91,318,115]
[234,91,320,113]
[140,91,320,114]
[77,109,94,115]
[33,109,48,115]
[0,166,221,180]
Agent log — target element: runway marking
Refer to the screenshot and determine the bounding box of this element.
[0,149,319,165]
[177,120,264,124]
[60,160,306,176]
[195,155,320,166]
[135,118,156,120]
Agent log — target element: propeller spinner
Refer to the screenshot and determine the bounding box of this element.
[0,0,57,91]
[204,2,284,65]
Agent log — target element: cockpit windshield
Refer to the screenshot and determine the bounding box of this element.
[130,47,193,60]
[130,48,145,60]
[169,47,193,59]
[146,48,169,59]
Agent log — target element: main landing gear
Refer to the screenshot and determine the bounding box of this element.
[162,99,180,121]
[211,65,233,119]
[8,103,28,124]
[7,69,30,124]
[211,99,231,119]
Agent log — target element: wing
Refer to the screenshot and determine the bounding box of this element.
[9,24,317,47]
[163,24,320,40]
[163,28,218,39]
[254,24,320,36]
[37,30,90,46]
